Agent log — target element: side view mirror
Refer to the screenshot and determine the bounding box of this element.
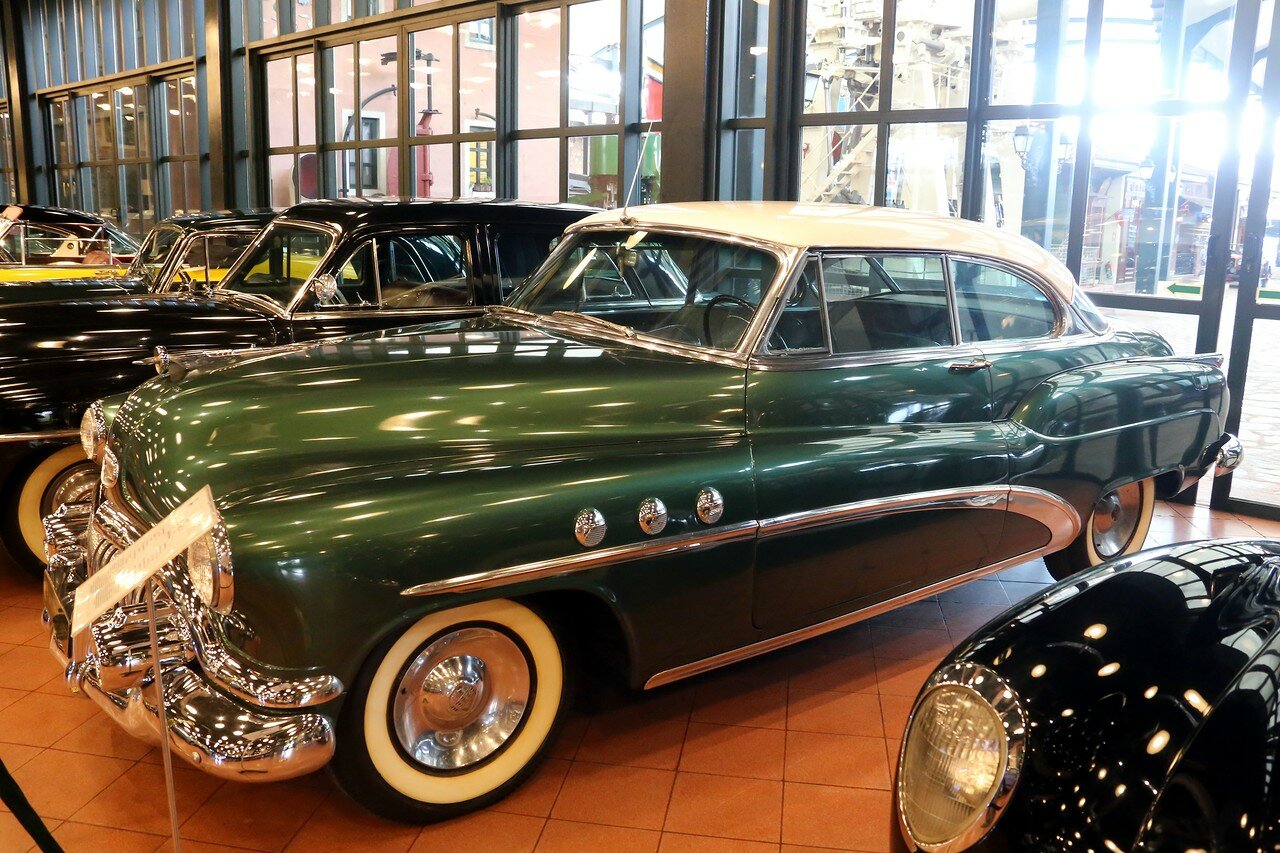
[312,273,339,304]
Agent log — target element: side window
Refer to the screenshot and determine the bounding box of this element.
[169,232,257,291]
[823,254,952,354]
[380,233,472,309]
[768,259,826,352]
[316,242,378,308]
[494,230,562,298]
[952,260,1057,342]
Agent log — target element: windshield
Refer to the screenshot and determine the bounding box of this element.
[218,224,334,308]
[508,230,781,351]
[129,226,183,286]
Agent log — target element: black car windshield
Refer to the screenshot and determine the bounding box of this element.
[218,224,334,309]
[129,226,183,287]
[507,230,780,351]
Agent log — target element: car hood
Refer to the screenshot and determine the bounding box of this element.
[950,539,1280,850]
[0,292,278,432]
[110,317,748,522]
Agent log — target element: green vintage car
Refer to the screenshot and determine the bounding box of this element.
[44,202,1239,822]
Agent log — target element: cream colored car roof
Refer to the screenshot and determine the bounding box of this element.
[573,201,1080,302]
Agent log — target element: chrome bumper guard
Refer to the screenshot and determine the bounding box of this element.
[1215,433,1243,476]
[42,504,336,782]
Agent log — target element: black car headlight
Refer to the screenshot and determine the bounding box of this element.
[80,401,107,462]
[898,662,1026,852]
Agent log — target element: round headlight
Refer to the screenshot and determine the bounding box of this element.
[80,401,107,462]
[186,524,234,614]
[898,663,1026,852]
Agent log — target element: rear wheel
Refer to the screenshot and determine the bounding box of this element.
[1045,478,1155,581]
[3,445,97,574]
[332,598,571,823]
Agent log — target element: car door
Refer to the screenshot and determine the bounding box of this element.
[288,228,489,341]
[747,252,1008,632]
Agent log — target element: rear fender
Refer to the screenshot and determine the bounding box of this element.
[1008,357,1226,511]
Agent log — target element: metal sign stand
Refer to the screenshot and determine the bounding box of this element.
[144,579,183,852]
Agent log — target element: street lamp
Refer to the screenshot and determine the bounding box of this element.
[804,71,823,110]
[1138,158,1156,181]
[1012,124,1031,169]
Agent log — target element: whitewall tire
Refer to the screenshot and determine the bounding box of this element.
[6,445,98,572]
[1045,478,1156,581]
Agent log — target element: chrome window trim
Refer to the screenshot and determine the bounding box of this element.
[153,224,264,294]
[211,218,340,317]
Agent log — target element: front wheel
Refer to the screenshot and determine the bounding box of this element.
[332,598,571,823]
[1045,478,1156,581]
[2,445,98,574]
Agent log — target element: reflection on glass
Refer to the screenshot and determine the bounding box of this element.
[568,135,618,207]
[637,131,662,203]
[95,167,120,223]
[114,85,149,161]
[729,128,765,200]
[518,138,560,202]
[642,0,664,122]
[269,153,299,206]
[355,146,397,196]
[991,0,1087,104]
[886,122,965,214]
[569,0,621,126]
[266,57,295,148]
[891,0,974,109]
[980,119,1078,256]
[799,124,876,203]
[733,0,769,117]
[1080,113,1221,298]
[296,60,315,146]
[91,92,113,161]
[1234,318,1280,505]
[411,144,454,198]
[805,0,881,114]
[359,35,398,140]
[324,43,355,143]
[460,19,497,127]
[50,100,73,163]
[518,9,561,129]
[1094,0,1235,105]
[121,164,155,234]
[464,140,495,198]
[411,26,455,139]
[295,0,314,32]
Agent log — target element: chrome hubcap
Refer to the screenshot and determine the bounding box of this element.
[1091,482,1143,559]
[392,627,530,772]
[43,462,98,516]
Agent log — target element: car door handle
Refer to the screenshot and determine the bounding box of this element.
[947,357,992,372]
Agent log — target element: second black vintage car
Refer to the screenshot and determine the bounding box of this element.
[0,198,589,570]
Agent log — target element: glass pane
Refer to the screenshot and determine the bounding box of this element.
[463,139,495,198]
[823,255,952,353]
[568,135,618,207]
[50,100,73,164]
[460,19,497,130]
[382,234,471,308]
[732,0,769,118]
[1232,318,1280,505]
[358,147,398,196]
[1080,113,1221,299]
[57,169,82,209]
[885,122,966,215]
[295,0,315,32]
[266,57,296,148]
[891,0,974,109]
[122,163,155,234]
[642,0,664,122]
[164,162,185,214]
[91,92,113,161]
[296,59,316,146]
[324,43,356,143]
[518,138,559,202]
[222,224,335,307]
[729,128,765,200]
[804,0,881,114]
[952,260,1057,342]
[518,9,562,129]
[411,26,455,138]
[991,0,1087,104]
[637,130,662,203]
[269,153,300,205]
[799,123,876,204]
[1094,0,1235,105]
[569,0,621,126]
[183,162,202,212]
[359,35,398,140]
[980,118,1078,258]
[95,165,120,224]
[410,144,455,198]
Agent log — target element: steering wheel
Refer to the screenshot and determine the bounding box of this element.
[702,293,754,348]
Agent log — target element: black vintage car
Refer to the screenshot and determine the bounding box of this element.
[0,204,139,278]
[0,198,589,570]
[895,537,1280,853]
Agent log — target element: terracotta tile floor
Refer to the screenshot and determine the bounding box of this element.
[0,499,1274,852]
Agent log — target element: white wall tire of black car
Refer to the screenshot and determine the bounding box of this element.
[332,598,571,823]
[7,445,98,573]
[1044,477,1156,581]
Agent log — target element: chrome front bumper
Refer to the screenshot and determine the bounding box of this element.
[42,504,336,782]
[1215,433,1243,476]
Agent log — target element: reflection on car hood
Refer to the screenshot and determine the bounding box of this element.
[110,317,748,521]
